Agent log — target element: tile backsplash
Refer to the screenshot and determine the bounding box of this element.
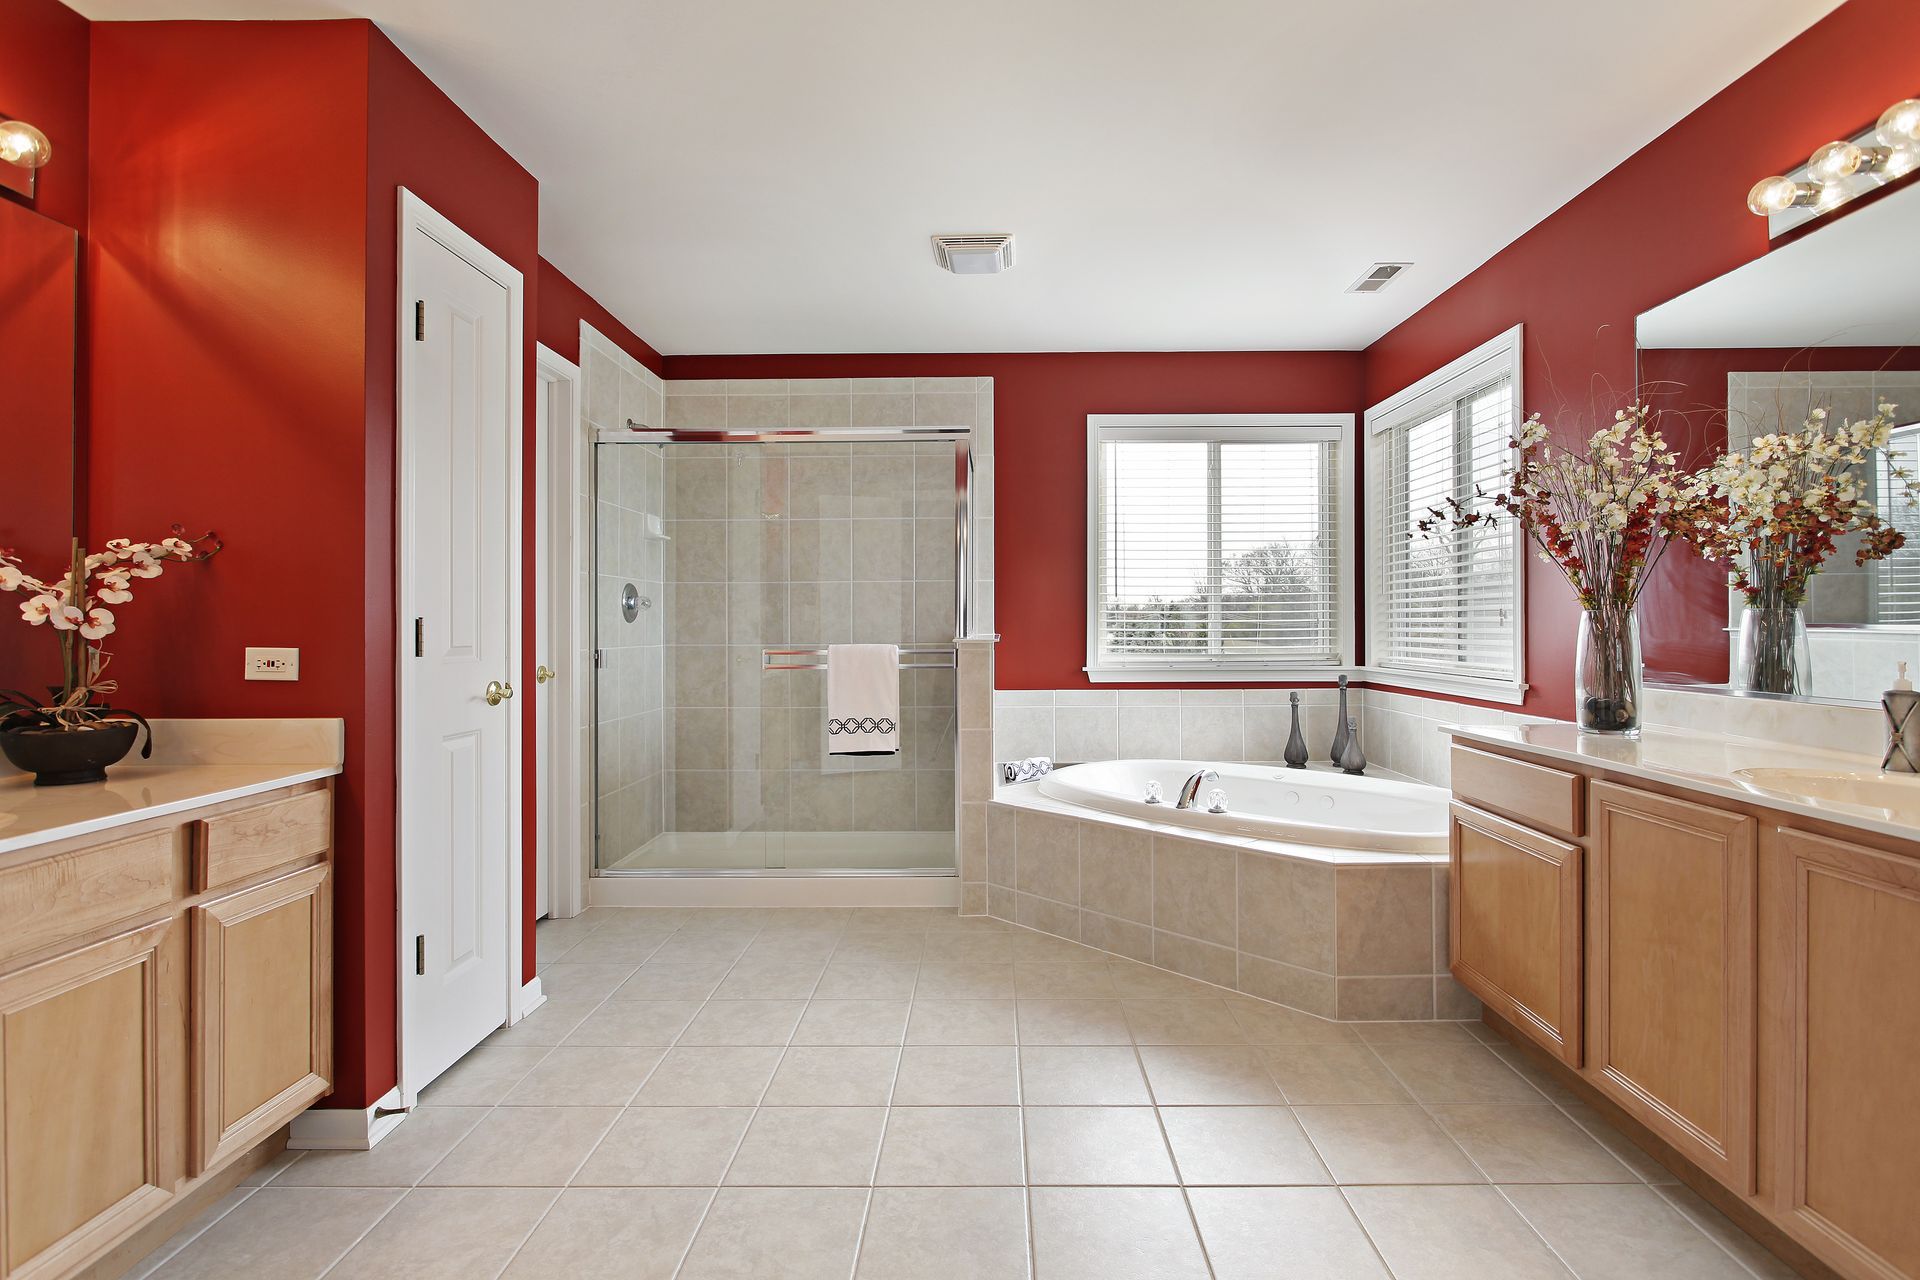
[992,686,1538,788]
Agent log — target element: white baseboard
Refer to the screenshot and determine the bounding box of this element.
[288,1087,408,1151]
[514,975,547,1021]
[588,874,961,908]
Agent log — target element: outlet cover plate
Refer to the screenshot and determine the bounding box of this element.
[245,647,299,681]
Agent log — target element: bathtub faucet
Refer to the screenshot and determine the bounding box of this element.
[1175,769,1219,810]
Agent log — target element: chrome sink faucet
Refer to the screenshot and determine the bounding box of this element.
[1175,769,1219,810]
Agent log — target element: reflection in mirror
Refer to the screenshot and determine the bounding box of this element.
[0,198,79,698]
[1637,180,1920,705]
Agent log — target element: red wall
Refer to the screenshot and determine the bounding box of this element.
[85,20,378,1099]
[85,18,559,1110]
[664,352,1366,688]
[538,256,664,374]
[365,25,542,1003]
[0,0,89,232]
[1363,0,1920,720]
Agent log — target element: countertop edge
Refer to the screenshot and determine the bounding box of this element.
[1444,724,1920,843]
[0,764,343,857]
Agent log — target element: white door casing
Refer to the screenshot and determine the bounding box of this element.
[534,343,585,919]
[397,189,525,1103]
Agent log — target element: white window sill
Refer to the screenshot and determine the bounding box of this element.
[1084,664,1351,684]
[1354,666,1530,705]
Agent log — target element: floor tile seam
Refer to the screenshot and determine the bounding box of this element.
[303,1182,416,1280]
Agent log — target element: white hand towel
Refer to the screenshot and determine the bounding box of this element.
[827,643,901,755]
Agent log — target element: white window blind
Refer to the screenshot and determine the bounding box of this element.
[1089,421,1346,674]
[1874,421,1920,624]
[1367,328,1524,688]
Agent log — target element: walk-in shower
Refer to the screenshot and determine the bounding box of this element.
[591,426,972,876]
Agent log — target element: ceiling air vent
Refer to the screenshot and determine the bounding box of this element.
[1347,262,1411,294]
[932,233,1016,275]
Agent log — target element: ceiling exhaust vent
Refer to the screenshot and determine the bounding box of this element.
[1347,262,1411,294]
[932,233,1016,275]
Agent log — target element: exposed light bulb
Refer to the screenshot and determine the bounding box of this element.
[1878,99,1920,150]
[0,119,50,169]
[1888,149,1920,180]
[1747,175,1815,216]
[1808,140,1891,181]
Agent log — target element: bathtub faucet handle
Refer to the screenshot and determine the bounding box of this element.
[1143,780,1163,805]
[1206,788,1229,815]
[1175,768,1220,810]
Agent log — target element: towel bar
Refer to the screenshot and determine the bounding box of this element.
[760,646,957,671]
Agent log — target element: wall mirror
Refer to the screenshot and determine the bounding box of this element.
[0,196,80,697]
[1636,180,1920,706]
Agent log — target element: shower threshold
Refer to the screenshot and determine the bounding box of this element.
[603,830,956,874]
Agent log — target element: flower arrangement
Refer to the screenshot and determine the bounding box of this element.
[1679,402,1912,607]
[1675,401,1913,694]
[1419,404,1696,733]
[1,527,221,738]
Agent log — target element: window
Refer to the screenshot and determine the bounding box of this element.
[1874,419,1920,625]
[1086,415,1353,680]
[1365,326,1526,699]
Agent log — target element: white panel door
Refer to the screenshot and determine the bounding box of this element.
[400,210,516,1097]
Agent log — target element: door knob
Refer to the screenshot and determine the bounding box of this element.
[484,680,515,706]
[536,664,556,685]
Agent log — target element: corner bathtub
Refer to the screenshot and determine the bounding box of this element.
[1037,758,1448,855]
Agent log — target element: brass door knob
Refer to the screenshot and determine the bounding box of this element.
[484,680,515,706]
[536,664,556,685]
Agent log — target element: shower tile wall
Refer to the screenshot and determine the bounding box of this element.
[586,325,668,863]
[660,378,995,847]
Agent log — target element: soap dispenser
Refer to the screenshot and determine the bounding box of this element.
[1283,692,1310,769]
[1884,662,1920,773]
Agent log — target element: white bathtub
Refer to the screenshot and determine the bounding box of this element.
[1036,758,1448,855]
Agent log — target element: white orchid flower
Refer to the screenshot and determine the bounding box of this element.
[79,606,116,640]
[96,570,133,604]
[0,564,21,592]
[128,552,164,579]
[19,594,60,625]
[47,601,83,630]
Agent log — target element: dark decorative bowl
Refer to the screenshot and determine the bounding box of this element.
[0,721,143,786]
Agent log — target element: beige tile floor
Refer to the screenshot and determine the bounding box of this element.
[135,908,1802,1280]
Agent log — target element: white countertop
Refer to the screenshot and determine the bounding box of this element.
[1447,721,1920,842]
[0,763,342,856]
[0,718,346,857]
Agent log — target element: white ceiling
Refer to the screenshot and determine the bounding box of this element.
[75,0,1848,355]
[1639,181,1920,349]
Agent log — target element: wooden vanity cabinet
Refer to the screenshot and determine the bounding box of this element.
[1448,802,1583,1066]
[0,780,333,1280]
[1587,782,1756,1194]
[1763,825,1920,1280]
[1451,735,1920,1280]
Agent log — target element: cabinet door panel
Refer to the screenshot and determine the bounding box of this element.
[1589,781,1755,1193]
[1770,826,1920,1280]
[1449,803,1582,1065]
[0,920,176,1280]
[193,864,331,1172]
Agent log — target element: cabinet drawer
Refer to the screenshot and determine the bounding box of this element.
[1451,743,1584,838]
[0,831,175,967]
[194,790,329,893]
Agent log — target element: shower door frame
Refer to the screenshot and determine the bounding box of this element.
[590,424,975,878]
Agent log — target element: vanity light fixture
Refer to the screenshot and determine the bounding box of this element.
[1748,95,1920,236]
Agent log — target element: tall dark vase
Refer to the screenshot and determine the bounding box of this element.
[1328,675,1350,763]
[1283,692,1309,769]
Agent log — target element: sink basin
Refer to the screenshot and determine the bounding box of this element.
[1731,767,1920,826]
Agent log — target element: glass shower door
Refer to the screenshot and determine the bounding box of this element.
[594,435,961,874]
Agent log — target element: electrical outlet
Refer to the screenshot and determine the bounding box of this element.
[245,647,299,681]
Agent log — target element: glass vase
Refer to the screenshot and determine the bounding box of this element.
[1575,606,1641,736]
[1735,604,1811,696]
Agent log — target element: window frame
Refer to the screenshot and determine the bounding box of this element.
[1084,412,1357,683]
[1361,325,1529,704]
